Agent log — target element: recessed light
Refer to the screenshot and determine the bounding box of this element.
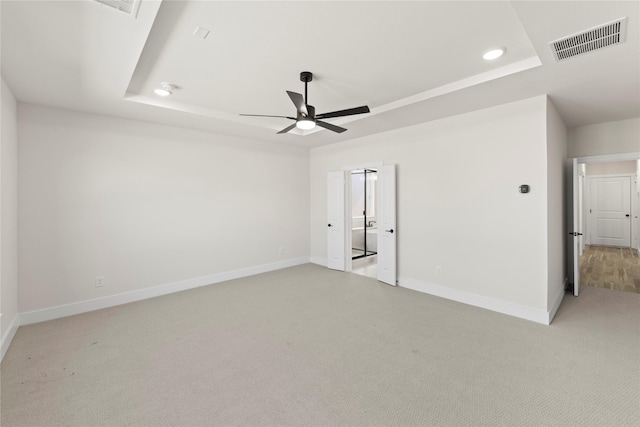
[483,47,506,61]
[154,82,176,96]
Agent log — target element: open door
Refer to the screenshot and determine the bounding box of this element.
[566,158,580,296]
[327,171,346,271]
[377,164,397,286]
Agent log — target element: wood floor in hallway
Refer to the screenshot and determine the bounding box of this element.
[580,245,640,293]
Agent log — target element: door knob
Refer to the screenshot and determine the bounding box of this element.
[385,229,394,233]
[626,214,630,217]
[328,224,332,227]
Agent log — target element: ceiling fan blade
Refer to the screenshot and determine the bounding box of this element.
[240,114,295,120]
[277,123,298,134]
[316,120,347,133]
[316,105,370,120]
[286,91,308,116]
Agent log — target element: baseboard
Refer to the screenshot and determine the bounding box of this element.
[20,257,310,326]
[398,277,552,325]
[547,282,566,324]
[310,256,327,267]
[1,313,20,362]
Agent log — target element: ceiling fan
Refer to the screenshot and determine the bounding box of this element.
[240,71,370,134]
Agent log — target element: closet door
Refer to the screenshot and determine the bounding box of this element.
[566,158,580,296]
[377,165,396,286]
[327,171,346,271]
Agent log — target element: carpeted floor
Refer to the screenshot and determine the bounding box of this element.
[580,245,640,293]
[2,264,639,426]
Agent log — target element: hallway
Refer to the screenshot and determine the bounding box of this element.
[580,245,640,293]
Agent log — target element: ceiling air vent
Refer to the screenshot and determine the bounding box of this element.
[93,0,141,18]
[550,17,627,62]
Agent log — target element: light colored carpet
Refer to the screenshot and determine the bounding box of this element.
[2,264,639,426]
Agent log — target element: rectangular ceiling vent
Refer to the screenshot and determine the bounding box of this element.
[550,17,627,62]
[93,0,141,18]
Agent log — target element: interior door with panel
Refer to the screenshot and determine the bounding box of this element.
[376,164,397,286]
[589,176,631,247]
[566,158,580,296]
[327,171,346,271]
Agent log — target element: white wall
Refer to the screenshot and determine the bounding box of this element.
[585,161,637,175]
[310,96,552,319]
[1,78,20,357]
[568,118,640,157]
[18,104,310,314]
[546,98,567,311]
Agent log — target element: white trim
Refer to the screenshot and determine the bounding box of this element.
[585,176,591,245]
[633,174,639,252]
[1,314,20,362]
[576,152,640,164]
[576,154,640,250]
[346,170,353,273]
[587,173,636,178]
[371,57,541,117]
[548,282,566,324]
[398,277,553,325]
[310,256,327,267]
[19,257,309,326]
[341,161,383,171]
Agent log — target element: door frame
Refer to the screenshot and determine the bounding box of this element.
[584,173,635,248]
[578,165,586,255]
[567,158,580,295]
[342,161,384,272]
[575,152,640,254]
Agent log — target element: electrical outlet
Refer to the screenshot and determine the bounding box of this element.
[435,266,442,277]
[95,276,104,287]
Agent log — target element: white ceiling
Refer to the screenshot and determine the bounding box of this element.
[2,1,639,148]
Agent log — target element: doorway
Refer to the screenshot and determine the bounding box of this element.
[350,169,378,278]
[326,163,397,286]
[351,168,378,278]
[575,159,639,294]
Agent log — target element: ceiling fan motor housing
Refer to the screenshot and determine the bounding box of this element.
[300,104,315,120]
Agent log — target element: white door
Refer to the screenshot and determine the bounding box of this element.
[376,164,397,286]
[327,171,346,271]
[566,159,580,296]
[590,176,631,247]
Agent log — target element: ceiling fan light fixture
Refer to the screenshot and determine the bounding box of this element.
[154,82,176,96]
[296,118,316,130]
[483,47,506,60]
[240,71,370,135]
